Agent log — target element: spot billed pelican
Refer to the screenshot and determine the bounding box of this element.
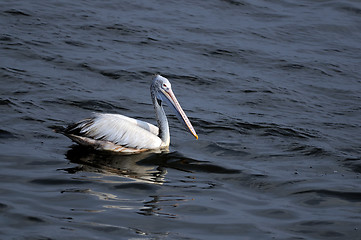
[63,75,198,153]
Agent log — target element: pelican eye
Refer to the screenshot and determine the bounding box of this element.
[162,83,168,89]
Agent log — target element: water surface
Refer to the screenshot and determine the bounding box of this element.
[1,0,361,239]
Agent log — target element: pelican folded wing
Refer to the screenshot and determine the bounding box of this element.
[66,113,162,150]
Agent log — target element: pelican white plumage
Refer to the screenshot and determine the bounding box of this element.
[63,74,198,153]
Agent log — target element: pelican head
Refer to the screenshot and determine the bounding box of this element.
[151,75,198,139]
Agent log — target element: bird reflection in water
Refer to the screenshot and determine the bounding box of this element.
[64,145,239,183]
[64,145,167,184]
[62,145,240,218]
[138,195,187,218]
[63,146,181,217]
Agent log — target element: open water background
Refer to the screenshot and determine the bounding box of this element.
[1,0,361,239]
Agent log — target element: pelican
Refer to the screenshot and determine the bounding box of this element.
[63,74,198,153]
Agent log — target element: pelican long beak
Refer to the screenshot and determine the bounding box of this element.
[160,88,198,139]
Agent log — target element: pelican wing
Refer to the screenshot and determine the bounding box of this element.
[65,113,162,150]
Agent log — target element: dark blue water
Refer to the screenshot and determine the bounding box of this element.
[1,0,361,239]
